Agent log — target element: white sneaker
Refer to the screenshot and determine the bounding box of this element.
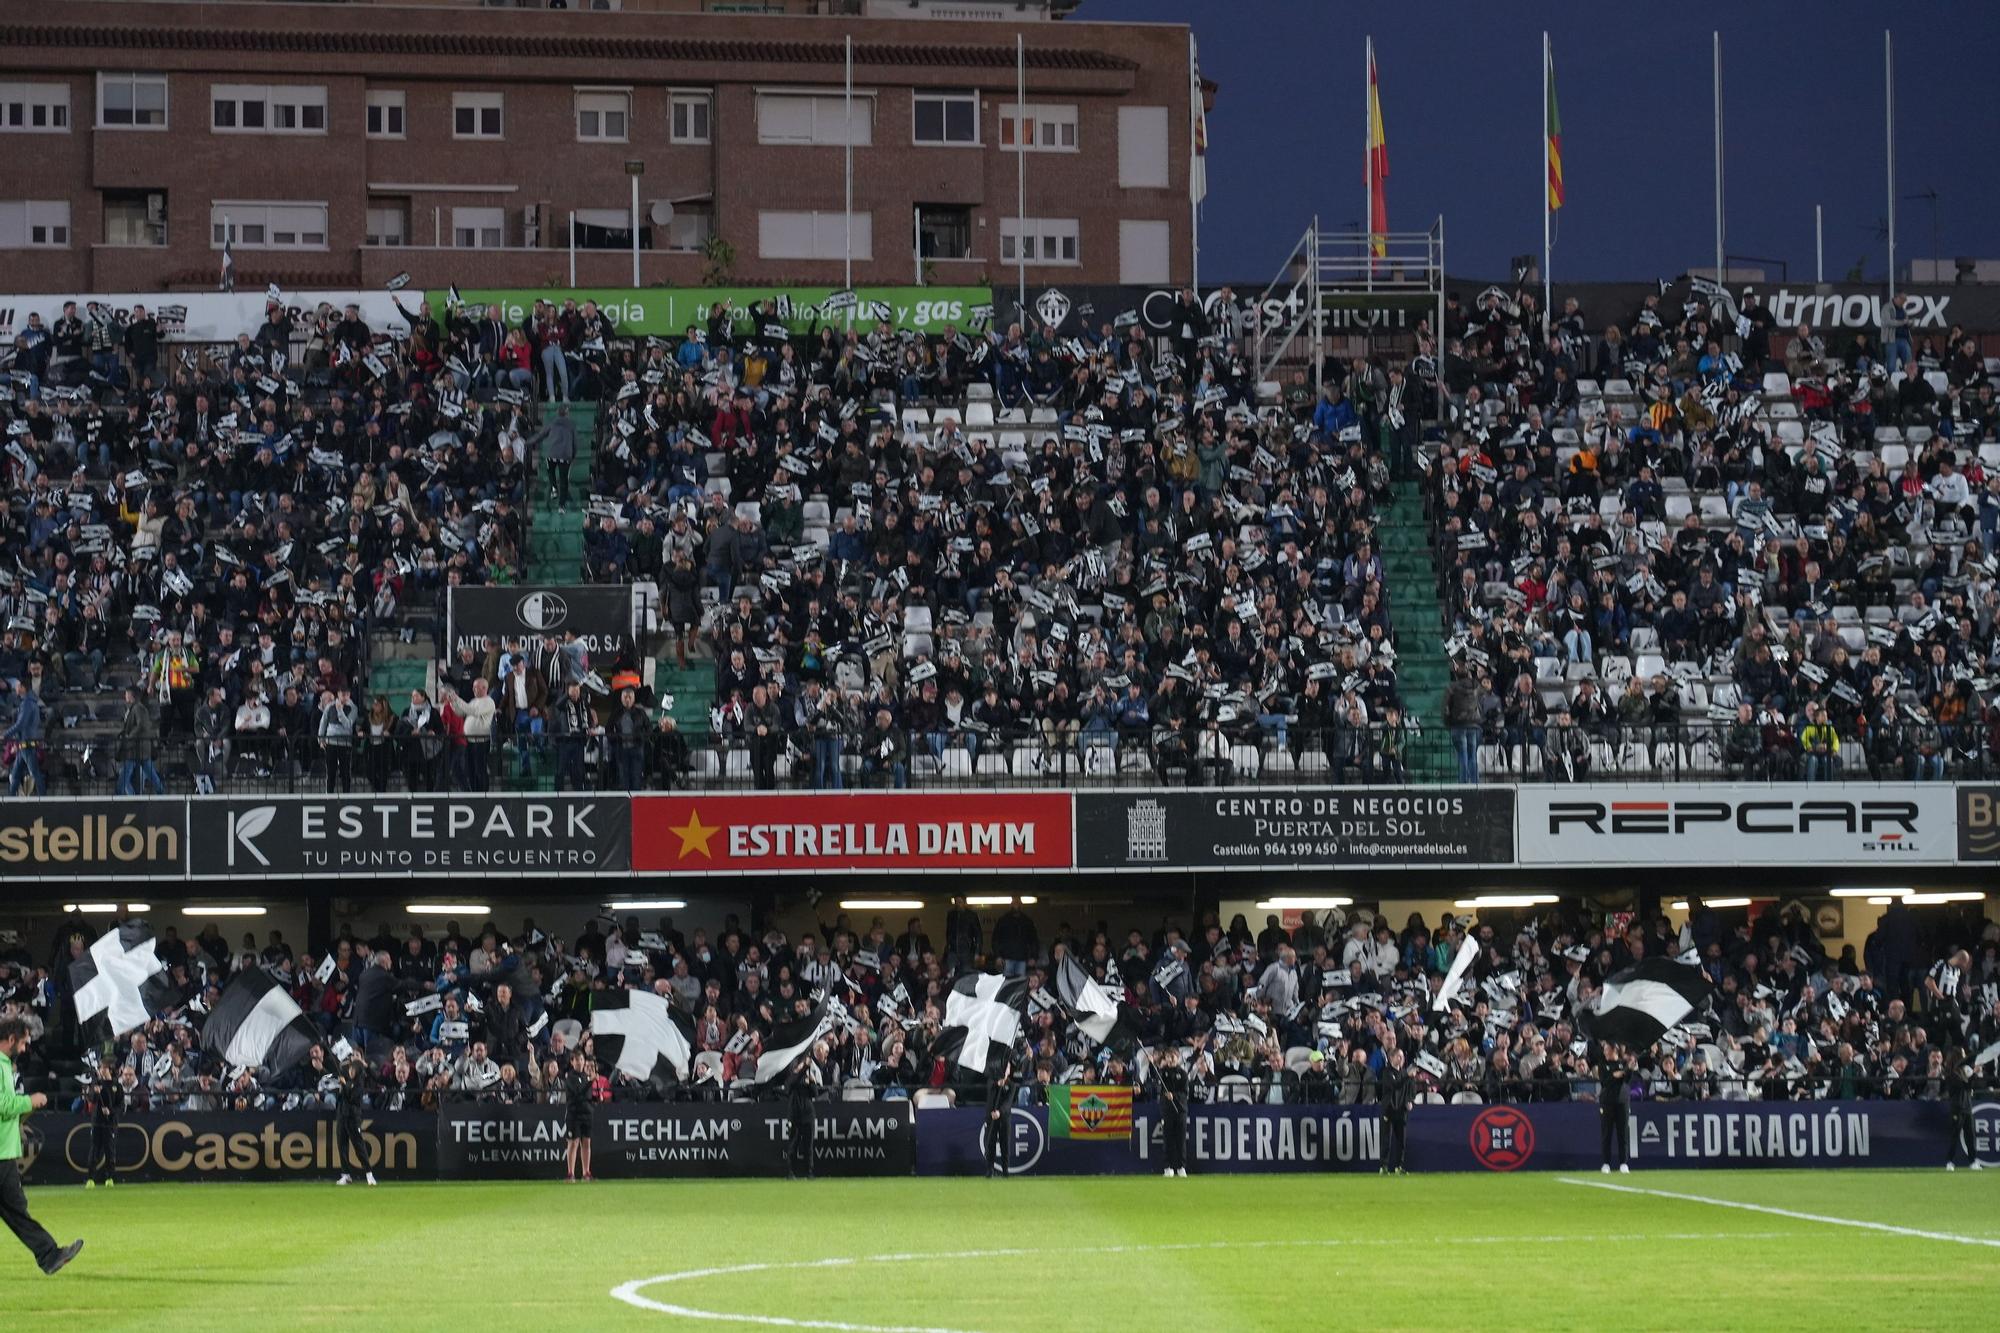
[1618,1164,1630,1174]
[336,1174,351,1186]
[1973,1162,1985,1171]
[1176,1168,1187,1178]
[1601,1164,1611,1174]
[365,1173,378,1187]
[1946,1163,1957,1171]
[1163,1169,1174,1177]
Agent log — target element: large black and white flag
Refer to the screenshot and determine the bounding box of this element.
[933,972,1028,1079]
[591,989,695,1084]
[753,998,835,1085]
[70,922,180,1046]
[1056,955,1136,1052]
[1588,958,1713,1050]
[200,969,319,1075]
[1431,935,1479,1012]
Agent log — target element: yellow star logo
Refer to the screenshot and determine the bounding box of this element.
[670,808,718,859]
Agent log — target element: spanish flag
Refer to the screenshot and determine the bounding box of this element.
[1366,38,1389,257]
[1546,41,1564,211]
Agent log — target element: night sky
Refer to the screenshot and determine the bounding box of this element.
[1085,0,2000,285]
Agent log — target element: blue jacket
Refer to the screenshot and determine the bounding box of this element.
[4,691,44,742]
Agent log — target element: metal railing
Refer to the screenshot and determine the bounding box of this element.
[7,722,1987,795]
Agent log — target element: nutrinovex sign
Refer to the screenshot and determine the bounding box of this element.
[0,798,183,880]
[1074,788,1515,870]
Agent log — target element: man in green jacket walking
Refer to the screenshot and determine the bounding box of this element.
[0,1017,83,1274]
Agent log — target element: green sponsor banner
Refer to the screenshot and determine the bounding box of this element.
[429,287,993,336]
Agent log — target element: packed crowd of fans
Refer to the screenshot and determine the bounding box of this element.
[0,292,589,793]
[9,279,2000,792]
[1,897,1992,1111]
[1427,284,2000,782]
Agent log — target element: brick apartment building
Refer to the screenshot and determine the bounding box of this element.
[0,0,1205,295]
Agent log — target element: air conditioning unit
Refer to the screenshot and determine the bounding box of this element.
[522,203,541,248]
[146,193,166,224]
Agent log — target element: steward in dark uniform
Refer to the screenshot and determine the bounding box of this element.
[984,1061,1014,1177]
[1158,1049,1190,1177]
[785,1046,823,1180]
[1378,1048,1413,1174]
[85,1068,123,1187]
[334,1054,374,1185]
[1595,1044,1633,1172]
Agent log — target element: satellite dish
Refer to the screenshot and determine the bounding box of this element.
[648,199,675,227]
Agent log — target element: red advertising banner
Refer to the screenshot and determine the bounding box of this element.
[631,792,1074,873]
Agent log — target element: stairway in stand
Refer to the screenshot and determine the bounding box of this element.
[1378,480,1457,781]
[525,401,598,584]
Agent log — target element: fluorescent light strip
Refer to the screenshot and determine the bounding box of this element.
[1254,897,1356,910]
[182,905,267,917]
[839,899,924,911]
[1453,894,1560,908]
[964,895,1039,906]
[406,904,489,915]
[604,900,687,911]
[1900,891,1985,904]
[126,903,151,913]
[1669,898,1752,910]
[1832,887,1904,898]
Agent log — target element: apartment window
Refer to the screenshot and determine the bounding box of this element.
[212,84,326,135]
[912,90,977,146]
[1117,105,1170,188]
[663,200,714,252]
[366,90,405,139]
[365,200,408,248]
[452,206,504,249]
[0,82,70,133]
[916,204,971,261]
[999,217,1079,266]
[759,210,871,261]
[102,190,167,247]
[0,201,71,249]
[999,103,1077,152]
[453,92,504,140]
[211,202,328,250]
[98,73,168,129]
[575,89,630,143]
[756,91,870,146]
[670,90,711,144]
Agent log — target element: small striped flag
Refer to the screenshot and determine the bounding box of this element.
[1049,1084,1132,1140]
[1546,43,1565,211]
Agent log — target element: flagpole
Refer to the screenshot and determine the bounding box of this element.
[1016,33,1027,319]
[1884,29,1896,327]
[1542,31,1552,337]
[844,34,854,311]
[1364,35,1373,289]
[1189,29,1200,296]
[1712,31,1724,283]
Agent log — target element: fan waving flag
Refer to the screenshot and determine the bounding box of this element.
[1588,958,1712,1049]
[753,997,834,1085]
[934,972,1028,1079]
[200,968,319,1075]
[591,989,695,1084]
[1366,38,1389,258]
[70,922,180,1047]
[1057,954,1137,1052]
[1546,43,1565,210]
[1431,935,1479,1012]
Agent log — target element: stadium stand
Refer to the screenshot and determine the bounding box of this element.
[3,901,1994,1118]
[7,282,2000,793]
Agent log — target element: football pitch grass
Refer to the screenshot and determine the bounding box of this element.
[5,1172,1996,1330]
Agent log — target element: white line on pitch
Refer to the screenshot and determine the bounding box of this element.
[1558,1177,2000,1249]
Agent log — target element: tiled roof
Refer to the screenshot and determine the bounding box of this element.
[0,24,1138,72]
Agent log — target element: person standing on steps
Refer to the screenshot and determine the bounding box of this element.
[0,1017,83,1274]
[531,405,578,513]
[1378,1046,1413,1175]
